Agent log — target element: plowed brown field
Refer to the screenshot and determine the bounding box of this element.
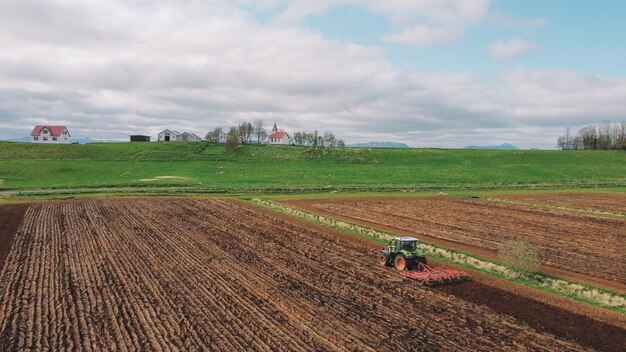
[0,198,588,351]
[0,204,29,272]
[495,192,626,214]
[286,197,626,289]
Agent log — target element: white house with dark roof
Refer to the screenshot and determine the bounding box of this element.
[268,122,290,145]
[30,125,71,144]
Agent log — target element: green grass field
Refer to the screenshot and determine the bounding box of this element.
[1,141,625,193]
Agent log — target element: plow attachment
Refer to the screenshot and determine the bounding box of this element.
[400,262,468,286]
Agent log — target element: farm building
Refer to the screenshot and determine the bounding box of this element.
[30,125,71,144]
[130,135,151,142]
[158,129,180,142]
[158,129,202,142]
[176,132,202,142]
[269,122,290,145]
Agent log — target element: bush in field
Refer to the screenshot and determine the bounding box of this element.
[498,239,540,277]
[225,127,239,152]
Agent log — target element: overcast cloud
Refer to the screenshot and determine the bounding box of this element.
[1,0,625,148]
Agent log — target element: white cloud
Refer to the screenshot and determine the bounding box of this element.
[372,0,492,46]
[239,0,494,46]
[365,0,492,25]
[0,0,624,149]
[237,0,493,26]
[486,12,546,29]
[382,25,461,46]
[488,39,538,61]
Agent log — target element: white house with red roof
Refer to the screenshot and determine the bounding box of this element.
[30,125,71,144]
[269,122,290,145]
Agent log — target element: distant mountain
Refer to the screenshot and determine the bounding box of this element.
[346,141,409,148]
[3,136,31,143]
[464,143,518,150]
[73,137,97,144]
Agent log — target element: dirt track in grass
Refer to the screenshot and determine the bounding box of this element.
[0,198,602,351]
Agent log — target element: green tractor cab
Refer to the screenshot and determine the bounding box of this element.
[378,237,427,271]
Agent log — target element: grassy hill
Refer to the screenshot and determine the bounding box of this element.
[1,141,625,193]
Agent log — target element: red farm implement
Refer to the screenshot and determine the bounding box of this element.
[400,262,468,286]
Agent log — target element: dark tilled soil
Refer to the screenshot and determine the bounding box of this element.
[436,280,626,352]
[248,201,626,352]
[0,198,587,351]
[1,198,624,351]
[0,204,29,271]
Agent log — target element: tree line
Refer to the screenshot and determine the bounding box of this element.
[291,131,345,148]
[205,120,345,152]
[557,121,626,150]
[205,120,266,144]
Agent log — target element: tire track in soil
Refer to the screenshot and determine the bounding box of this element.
[0,198,592,351]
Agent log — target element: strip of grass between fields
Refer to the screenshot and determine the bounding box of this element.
[243,198,626,314]
[5,178,626,197]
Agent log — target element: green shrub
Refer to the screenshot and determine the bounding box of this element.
[498,239,540,277]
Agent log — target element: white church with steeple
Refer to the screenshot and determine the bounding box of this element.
[268,122,290,145]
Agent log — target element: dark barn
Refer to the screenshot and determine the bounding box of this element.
[130,135,151,142]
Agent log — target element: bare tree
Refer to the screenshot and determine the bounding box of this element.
[558,127,573,150]
[308,131,319,149]
[292,132,304,146]
[618,121,626,150]
[323,132,337,147]
[572,135,583,150]
[610,123,620,150]
[597,121,612,150]
[557,135,566,150]
[237,122,254,144]
[205,127,225,144]
[578,125,598,150]
[303,132,314,146]
[253,119,267,144]
[225,127,239,152]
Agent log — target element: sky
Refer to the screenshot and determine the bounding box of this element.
[1,0,625,148]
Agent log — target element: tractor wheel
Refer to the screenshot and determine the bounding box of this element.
[393,254,407,271]
[378,253,389,266]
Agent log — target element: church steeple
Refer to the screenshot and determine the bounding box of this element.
[272,122,278,133]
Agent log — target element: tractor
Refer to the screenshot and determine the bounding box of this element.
[378,237,427,271]
[378,236,468,285]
